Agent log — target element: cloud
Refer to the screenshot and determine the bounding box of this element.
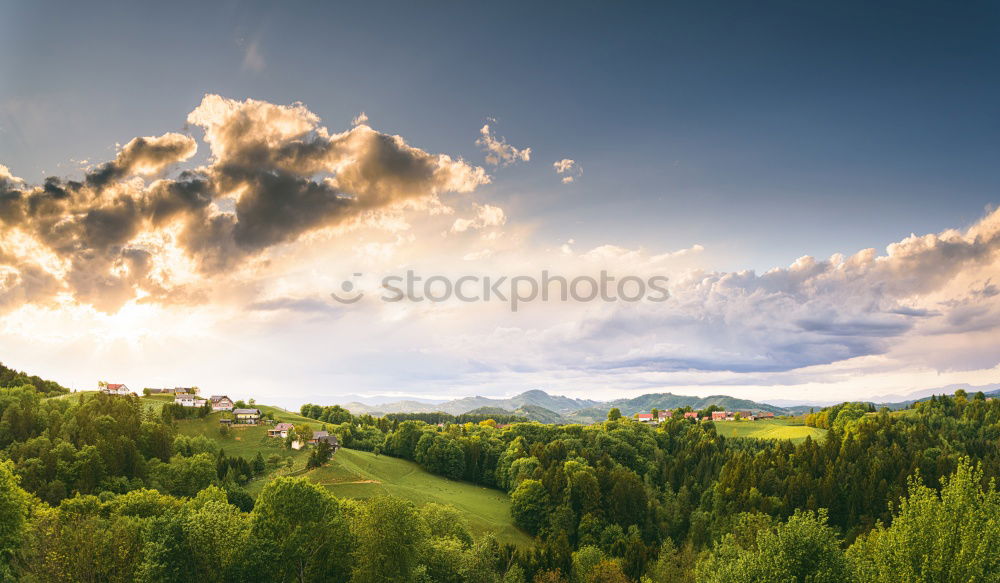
[553,158,581,183]
[476,123,531,166]
[0,95,490,313]
[241,40,266,72]
[451,204,506,233]
[352,112,369,126]
[545,210,1000,374]
[86,133,197,189]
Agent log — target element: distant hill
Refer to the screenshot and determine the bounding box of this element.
[0,361,70,396]
[566,393,790,423]
[434,389,600,416]
[337,389,787,422]
[339,400,447,415]
[338,389,598,418]
[874,384,1000,410]
[464,404,566,424]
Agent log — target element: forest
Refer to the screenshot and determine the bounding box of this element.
[1,374,999,581]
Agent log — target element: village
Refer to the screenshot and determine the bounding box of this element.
[97,382,340,452]
[634,408,777,423]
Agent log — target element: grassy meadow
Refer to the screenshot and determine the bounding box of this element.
[711,417,827,443]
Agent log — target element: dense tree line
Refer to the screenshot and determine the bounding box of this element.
[0,363,68,397]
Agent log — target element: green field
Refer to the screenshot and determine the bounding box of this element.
[159,399,530,546]
[307,448,531,546]
[712,418,826,443]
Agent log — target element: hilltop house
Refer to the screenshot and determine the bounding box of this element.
[268,422,294,438]
[233,408,261,425]
[100,383,131,396]
[210,395,234,411]
[292,431,340,451]
[175,393,208,407]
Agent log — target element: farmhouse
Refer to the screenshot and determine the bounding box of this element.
[233,408,261,424]
[100,383,131,396]
[309,430,334,444]
[684,411,699,420]
[711,411,729,421]
[291,431,340,451]
[175,394,208,407]
[268,422,294,438]
[635,413,654,423]
[210,395,234,411]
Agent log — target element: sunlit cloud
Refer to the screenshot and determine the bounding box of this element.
[476,122,531,166]
[553,158,581,183]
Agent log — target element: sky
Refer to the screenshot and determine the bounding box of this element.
[0,1,999,409]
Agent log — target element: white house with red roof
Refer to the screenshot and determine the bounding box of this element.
[100,383,131,396]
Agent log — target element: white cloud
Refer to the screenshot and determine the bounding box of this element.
[553,158,582,183]
[352,112,369,126]
[476,123,531,166]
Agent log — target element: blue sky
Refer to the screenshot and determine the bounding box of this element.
[1,1,999,406]
[4,1,998,269]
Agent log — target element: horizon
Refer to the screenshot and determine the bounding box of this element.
[2,1,999,408]
[52,382,1000,413]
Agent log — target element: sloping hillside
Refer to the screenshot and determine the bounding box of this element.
[305,448,530,546]
[165,401,530,546]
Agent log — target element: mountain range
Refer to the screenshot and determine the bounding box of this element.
[334,384,1000,424]
[336,389,792,423]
